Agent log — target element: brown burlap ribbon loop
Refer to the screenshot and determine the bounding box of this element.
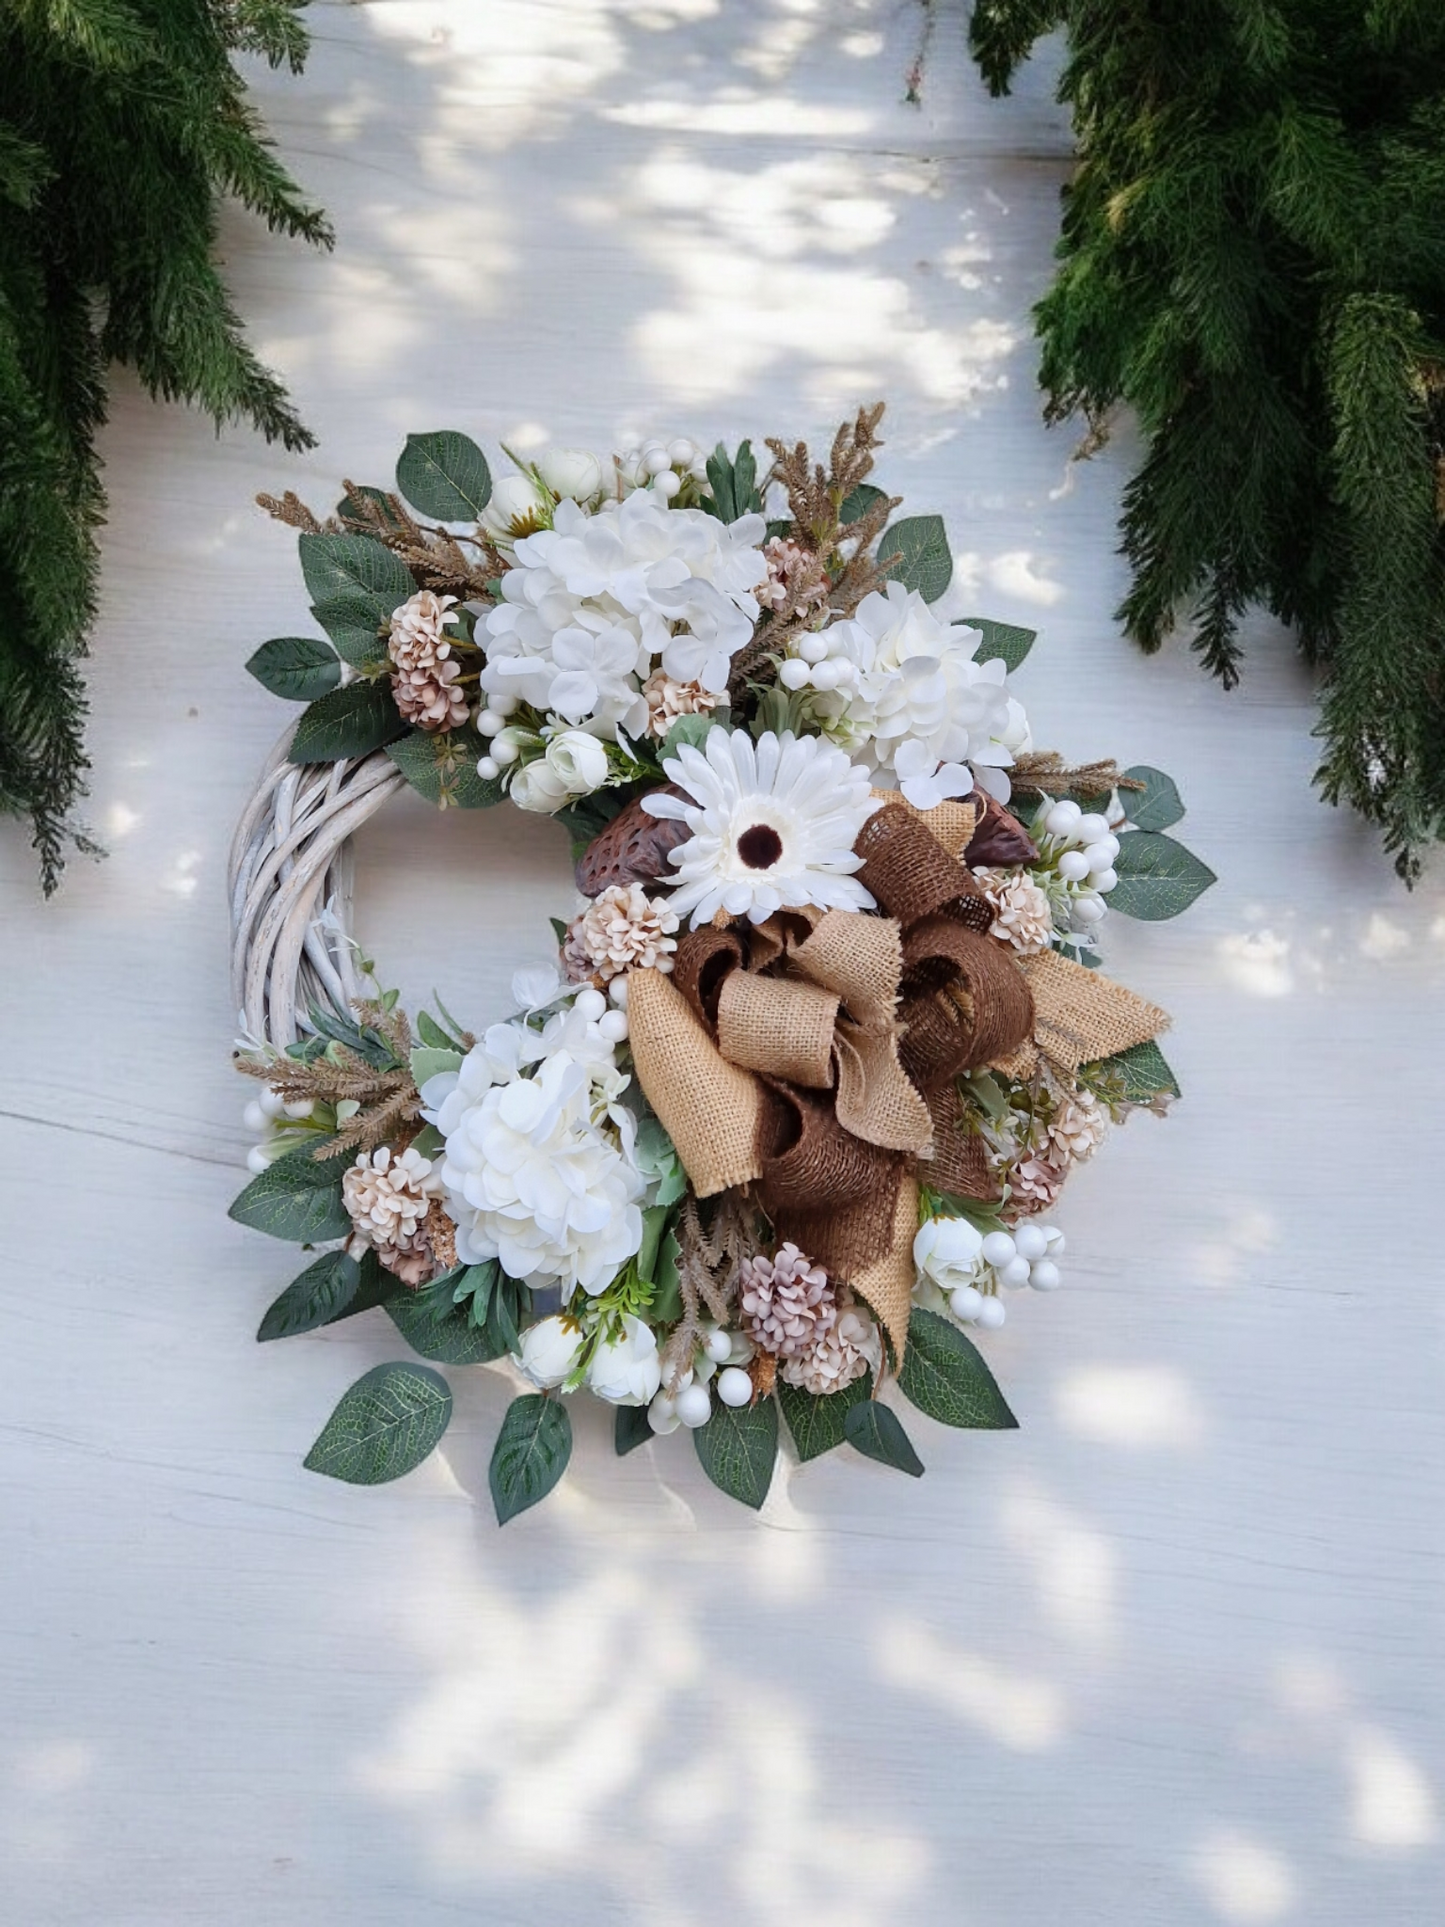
[672,925,749,1031]
[757,1082,902,1218]
[855,803,994,933]
[900,916,1035,1075]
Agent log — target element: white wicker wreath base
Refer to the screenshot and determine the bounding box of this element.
[228,724,407,1051]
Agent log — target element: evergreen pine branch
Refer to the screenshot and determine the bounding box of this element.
[0,0,326,889]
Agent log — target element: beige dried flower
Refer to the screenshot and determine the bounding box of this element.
[642,671,717,739]
[974,866,1055,955]
[389,590,458,667]
[740,1243,836,1359]
[1047,1087,1108,1164]
[342,1145,446,1286]
[1008,1154,1067,1216]
[780,1305,879,1396]
[393,656,470,731]
[388,590,470,732]
[755,536,828,622]
[563,883,680,983]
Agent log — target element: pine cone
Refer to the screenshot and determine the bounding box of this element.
[740,1243,836,1359]
[575,786,693,896]
[388,590,469,732]
[393,657,469,731]
[343,1146,447,1285]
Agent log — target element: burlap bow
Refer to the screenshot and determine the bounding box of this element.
[627,792,1170,1368]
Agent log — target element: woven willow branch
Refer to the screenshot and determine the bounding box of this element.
[228,723,407,1051]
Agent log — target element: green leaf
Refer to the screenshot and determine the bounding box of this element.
[396,431,493,521]
[651,1230,683,1326]
[337,484,408,531]
[844,1398,925,1476]
[257,1250,360,1341]
[662,713,719,759]
[1085,1037,1181,1102]
[703,440,763,522]
[840,482,886,524]
[693,1397,778,1509]
[880,514,952,603]
[228,1148,352,1243]
[409,1044,463,1088]
[386,727,505,808]
[777,1368,873,1462]
[246,636,341,702]
[615,1404,654,1457]
[957,615,1037,672]
[298,532,414,623]
[288,682,406,764]
[1121,765,1185,831]
[898,1308,1018,1429]
[310,591,388,669]
[385,1287,507,1364]
[490,1394,572,1524]
[416,1010,458,1051]
[637,1204,669,1285]
[304,1362,452,1485]
[1109,832,1217,920]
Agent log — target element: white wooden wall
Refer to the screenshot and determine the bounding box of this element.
[3,4,1443,1921]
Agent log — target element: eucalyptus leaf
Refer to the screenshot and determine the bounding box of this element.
[1109,832,1217,920]
[662,713,719,758]
[228,1148,352,1243]
[298,532,414,622]
[637,1204,669,1285]
[844,1398,925,1476]
[615,1404,654,1457]
[777,1369,873,1462]
[956,615,1037,672]
[840,481,887,525]
[489,1394,572,1524]
[1085,1037,1181,1102]
[385,1288,506,1365]
[288,682,405,764]
[396,431,493,521]
[880,513,953,603]
[1121,765,1186,831]
[303,1362,452,1485]
[703,440,763,523]
[386,726,504,808]
[898,1308,1018,1429]
[651,1231,683,1326]
[409,1045,463,1089]
[693,1398,778,1510]
[246,636,341,702]
[257,1250,359,1341]
[309,590,388,668]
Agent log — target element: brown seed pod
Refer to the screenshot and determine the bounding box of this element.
[575,786,693,896]
[963,790,1039,867]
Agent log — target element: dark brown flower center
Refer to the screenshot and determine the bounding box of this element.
[736,822,784,870]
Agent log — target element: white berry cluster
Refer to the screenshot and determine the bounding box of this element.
[616,435,711,502]
[240,1085,324,1174]
[648,1324,756,1434]
[913,1213,1066,1332]
[1037,797,1122,936]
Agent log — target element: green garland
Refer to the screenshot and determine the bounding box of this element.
[970,0,1445,877]
[0,0,328,890]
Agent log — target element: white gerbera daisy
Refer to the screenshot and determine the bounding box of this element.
[642,728,880,927]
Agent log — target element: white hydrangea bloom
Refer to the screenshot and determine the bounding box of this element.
[422,1014,643,1293]
[817,583,1030,801]
[481,494,768,732]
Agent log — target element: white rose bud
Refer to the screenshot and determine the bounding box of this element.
[481,473,550,540]
[913,1215,986,1293]
[585,1314,662,1406]
[509,759,575,814]
[516,1315,585,1390]
[534,447,605,505]
[545,729,610,796]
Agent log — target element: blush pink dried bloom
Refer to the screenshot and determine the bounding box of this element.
[739,1243,836,1359]
[563,883,679,983]
[974,866,1055,955]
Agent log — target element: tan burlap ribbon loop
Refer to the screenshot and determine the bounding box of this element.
[855,802,993,933]
[718,971,839,1088]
